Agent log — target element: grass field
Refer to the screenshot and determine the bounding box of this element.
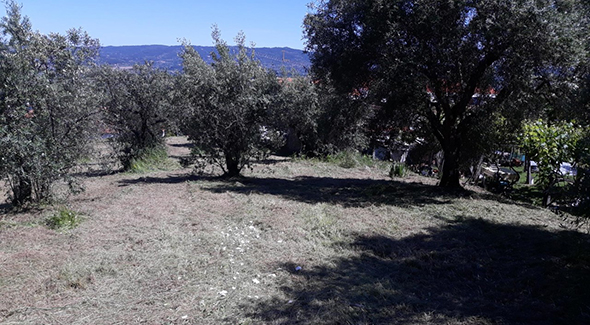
[1,137,589,324]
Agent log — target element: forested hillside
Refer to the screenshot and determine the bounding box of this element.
[98,45,310,74]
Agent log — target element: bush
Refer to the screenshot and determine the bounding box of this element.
[268,72,371,158]
[520,120,583,207]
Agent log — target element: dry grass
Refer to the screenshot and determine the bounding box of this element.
[0,136,589,324]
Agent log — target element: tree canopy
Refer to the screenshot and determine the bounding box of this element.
[0,1,101,205]
[304,0,589,188]
[96,63,174,170]
[178,28,281,177]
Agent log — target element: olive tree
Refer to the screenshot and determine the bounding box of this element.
[273,74,371,156]
[0,2,101,206]
[95,63,174,170]
[273,75,321,155]
[178,28,281,177]
[304,0,589,188]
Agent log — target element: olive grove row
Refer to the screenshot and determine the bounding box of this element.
[0,2,361,206]
[1,1,589,218]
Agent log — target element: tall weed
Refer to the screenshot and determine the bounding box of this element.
[323,150,386,169]
[128,146,176,173]
[46,206,82,230]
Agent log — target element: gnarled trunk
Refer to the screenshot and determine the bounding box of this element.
[224,152,241,178]
[434,123,463,188]
[11,175,32,206]
[439,148,461,188]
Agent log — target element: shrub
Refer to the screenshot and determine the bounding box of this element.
[280,81,370,157]
[520,120,583,207]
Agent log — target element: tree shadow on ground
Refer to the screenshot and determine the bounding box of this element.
[255,158,286,165]
[201,176,488,208]
[117,173,206,186]
[168,142,194,148]
[72,169,120,179]
[118,174,473,208]
[0,202,11,213]
[239,218,590,324]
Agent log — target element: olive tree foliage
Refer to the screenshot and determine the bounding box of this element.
[177,29,281,177]
[273,75,320,155]
[314,84,371,155]
[304,0,589,188]
[274,75,369,156]
[0,2,101,206]
[95,63,174,170]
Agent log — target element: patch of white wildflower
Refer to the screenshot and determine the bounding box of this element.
[213,220,279,300]
[219,220,260,256]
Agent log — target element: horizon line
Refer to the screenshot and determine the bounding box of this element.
[100,44,305,51]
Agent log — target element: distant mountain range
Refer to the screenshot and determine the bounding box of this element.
[98,45,311,75]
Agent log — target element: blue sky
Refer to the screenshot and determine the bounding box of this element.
[16,0,313,49]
